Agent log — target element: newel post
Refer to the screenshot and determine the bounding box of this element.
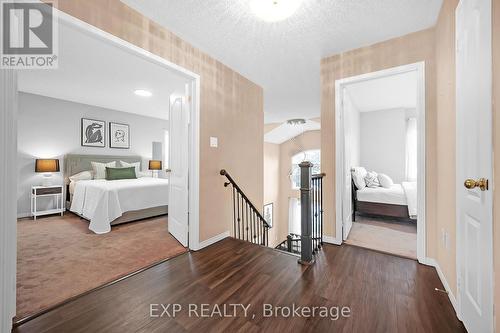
[298,161,315,265]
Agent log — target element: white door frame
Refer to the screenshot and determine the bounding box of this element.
[1,69,18,333]
[1,7,202,328]
[334,62,426,262]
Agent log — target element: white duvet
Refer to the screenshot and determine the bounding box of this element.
[70,178,169,234]
[402,181,417,218]
[357,181,417,218]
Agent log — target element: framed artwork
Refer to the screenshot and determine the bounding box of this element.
[109,122,130,149]
[81,118,105,148]
[263,203,273,228]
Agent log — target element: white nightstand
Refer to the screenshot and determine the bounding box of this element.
[31,185,64,220]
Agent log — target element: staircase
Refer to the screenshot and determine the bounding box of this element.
[275,172,325,256]
[220,169,269,246]
[221,163,325,265]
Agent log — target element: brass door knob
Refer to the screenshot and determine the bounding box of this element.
[464,178,489,191]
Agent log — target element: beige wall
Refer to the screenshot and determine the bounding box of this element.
[493,0,500,327]
[54,0,264,242]
[434,0,459,297]
[264,142,281,246]
[264,130,321,246]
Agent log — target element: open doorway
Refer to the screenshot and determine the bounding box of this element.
[12,10,200,323]
[335,63,425,260]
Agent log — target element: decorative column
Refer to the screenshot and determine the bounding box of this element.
[298,161,314,265]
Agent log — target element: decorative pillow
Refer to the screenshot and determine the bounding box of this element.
[137,171,152,178]
[91,161,116,179]
[120,161,141,177]
[364,171,380,188]
[105,167,137,180]
[351,167,367,190]
[378,173,394,189]
[69,170,93,182]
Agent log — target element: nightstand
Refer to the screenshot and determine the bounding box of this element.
[31,185,64,220]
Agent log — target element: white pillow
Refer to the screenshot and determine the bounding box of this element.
[120,161,141,177]
[69,170,93,182]
[365,171,380,188]
[137,171,152,178]
[378,173,394,188]
[351,167,367,190]
[91,161,116,179]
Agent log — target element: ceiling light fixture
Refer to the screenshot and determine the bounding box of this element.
[250,0,303,22]
[134,89,152,97]
[286,118,306,126]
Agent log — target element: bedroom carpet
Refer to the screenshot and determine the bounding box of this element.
[16,213,187,320]
[344,216,417,259]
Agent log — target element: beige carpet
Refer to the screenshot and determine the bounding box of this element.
[345,216,417,259]
[16,213,187,320]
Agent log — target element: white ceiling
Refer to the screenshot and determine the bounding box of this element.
[345,71,417,112]
[264,119,320,144]
[18,20,188,120]
[121,0,442,123]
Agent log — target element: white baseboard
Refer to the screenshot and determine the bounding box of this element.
[323,236,342,245]
[421,257,460,320]
[194,231,230,251]
[17,212,30,219]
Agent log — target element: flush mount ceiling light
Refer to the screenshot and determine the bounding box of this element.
[250,0,303,22]
[134,89,152,97]
[286,118,306,126]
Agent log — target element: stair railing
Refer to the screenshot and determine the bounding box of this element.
[298,162,325,265]
[220,169,269,246]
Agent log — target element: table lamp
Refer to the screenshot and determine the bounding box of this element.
[149,160,162,178]
[35,159,60,186]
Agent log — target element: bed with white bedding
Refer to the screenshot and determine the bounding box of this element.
[70,178,169,234]
[351,167,417,221]
[356,182,417,217]
[64,154,169,234]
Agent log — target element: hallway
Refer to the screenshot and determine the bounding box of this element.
[14,238,464,332]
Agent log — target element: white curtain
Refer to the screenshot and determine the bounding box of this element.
[288,198,301,235]
[405,117,418,182]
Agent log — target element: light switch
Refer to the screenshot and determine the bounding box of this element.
[210,137,218,148]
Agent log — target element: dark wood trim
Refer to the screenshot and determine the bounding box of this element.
[356,201,410,219]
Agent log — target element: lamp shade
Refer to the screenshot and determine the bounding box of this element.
[148,160,162,170]
[35,159,60,173]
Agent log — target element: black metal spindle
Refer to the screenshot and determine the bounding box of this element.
[313,178,317,253]
[232,187,236,238]
[236,191,241,239]
[220,169,279,249]
[320,177,323,246]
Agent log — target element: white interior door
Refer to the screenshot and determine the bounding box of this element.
[168,94,189,247]
[456,1,493,332]
[342,88,353,240]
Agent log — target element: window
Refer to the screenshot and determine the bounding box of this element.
[290,149,321,189]
[405,118,417,181]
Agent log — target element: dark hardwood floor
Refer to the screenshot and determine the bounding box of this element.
[13,238,465,333]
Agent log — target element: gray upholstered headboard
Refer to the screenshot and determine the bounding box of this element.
[64,154,142,184]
